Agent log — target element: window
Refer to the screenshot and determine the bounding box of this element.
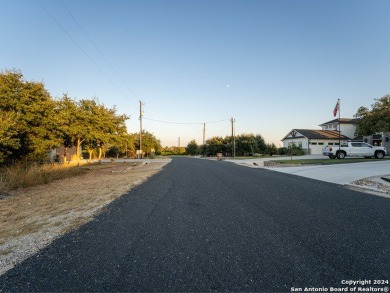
[318,143,324,145]
[311,142,317,145]
[328,143,334,145]
[351,143,363,147]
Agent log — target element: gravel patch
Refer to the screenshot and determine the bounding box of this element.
[350,176,390,194]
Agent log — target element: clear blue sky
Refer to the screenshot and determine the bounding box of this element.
[2,0,390,147]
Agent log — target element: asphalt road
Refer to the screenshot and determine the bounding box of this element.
[1,158,390,292]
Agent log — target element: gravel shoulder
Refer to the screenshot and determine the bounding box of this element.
[0,160,170,275]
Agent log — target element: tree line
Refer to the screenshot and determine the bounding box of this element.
[0,70,161,164]
[185,134,283,157]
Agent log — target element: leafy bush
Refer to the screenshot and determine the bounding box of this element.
[278,147,288,155]
[278,146,304,156]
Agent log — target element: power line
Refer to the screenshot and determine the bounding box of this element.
[143,117,229,125]
[143,117,202,125]
[35,0,131,102]
[58,0,138,101]
[205,119,231,124]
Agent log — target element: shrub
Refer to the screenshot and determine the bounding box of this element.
[278,147,288,155]
[278,146,305,156]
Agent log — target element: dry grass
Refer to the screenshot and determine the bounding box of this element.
[0,161,169,275]
[0,162,87,191]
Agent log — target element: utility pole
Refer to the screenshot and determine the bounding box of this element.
[203,123,206,145]
[338,99,341,160]
[178,137,181,149]
[231,117,236,157]
[139,101,142,157]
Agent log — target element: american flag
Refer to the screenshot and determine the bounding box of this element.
[333,99,340,117]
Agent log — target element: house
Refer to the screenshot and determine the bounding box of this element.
[282,118,357,155]
[282,129,351,155]
[319,118,357,138]
[319,118,390,153]
[282,117,390,155]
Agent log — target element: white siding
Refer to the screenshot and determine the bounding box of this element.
[339,124,356,138]
[283,137,308,149]
[283,139,347,155]
[321,122,356,138]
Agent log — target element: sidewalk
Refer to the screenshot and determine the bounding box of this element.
[225,155,326,167]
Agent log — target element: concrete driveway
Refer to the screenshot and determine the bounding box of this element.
[226,156,390,185]
[266,160,390,185]
[225,155,326,167]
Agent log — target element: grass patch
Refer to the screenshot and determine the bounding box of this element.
[0,161,144,192]
[230,156,274,160]
[270,157,390,166]
[0,162,87,191]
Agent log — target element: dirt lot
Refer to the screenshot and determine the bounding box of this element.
[0,161,169,275]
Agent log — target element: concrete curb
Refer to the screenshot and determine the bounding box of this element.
[345,183,390,198]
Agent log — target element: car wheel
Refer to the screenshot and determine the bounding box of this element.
[337,151,346,159]
[375,151,385,159]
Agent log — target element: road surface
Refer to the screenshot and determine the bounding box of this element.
[1,157,390,292]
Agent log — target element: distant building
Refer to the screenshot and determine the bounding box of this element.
[281,129,351,155]
[282,118,357,155]
[318,118,357,139]
[282,118,389,155]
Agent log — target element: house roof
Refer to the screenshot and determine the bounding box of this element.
[319,118,357,126]
[282,129,351,141]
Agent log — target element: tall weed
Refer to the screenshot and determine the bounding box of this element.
[0,162,85,191]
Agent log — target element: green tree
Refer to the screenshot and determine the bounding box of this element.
[133,131,162,158]
[186,139,199,155]
[80,99,128,161]
[57,95,81,161]
[110,133,136,158]
[0,112,20,163]
[0,70,62,162]
[202,136,225,156]
[58,96,129,162]
[266,143,278,156]
[355,95,390,135]
[235,134,266,156]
